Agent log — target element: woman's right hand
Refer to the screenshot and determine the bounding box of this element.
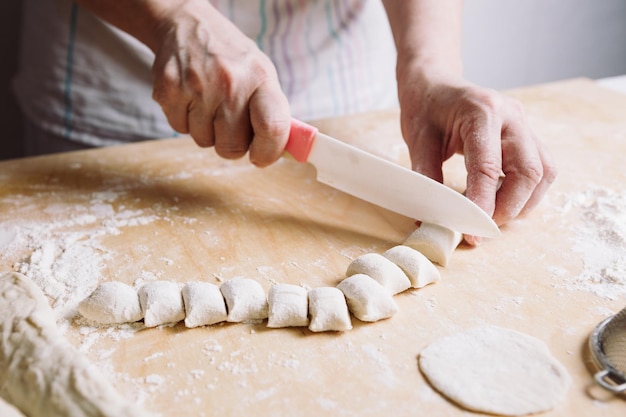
[149,0,291,167]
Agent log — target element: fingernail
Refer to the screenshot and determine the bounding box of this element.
[466,235,482,246]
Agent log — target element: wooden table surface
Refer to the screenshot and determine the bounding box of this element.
[1,78,625,416]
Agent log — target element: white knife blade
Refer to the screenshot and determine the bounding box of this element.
[286,119,500,238]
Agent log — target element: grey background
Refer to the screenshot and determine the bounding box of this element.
[2,0,626,160]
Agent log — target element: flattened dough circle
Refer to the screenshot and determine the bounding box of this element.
[419,326,571,416]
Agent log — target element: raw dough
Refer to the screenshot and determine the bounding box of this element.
[337,274,398,322]
[419,326,571,416]
[308,287,352,332]
[182,281,228,328]
[220,278,268,322]
[267,283,309,328]
[346,253,411,295]
[0,397,25,417]
[0,272,153,417]
[78,281,143,324]
[403,222,462,267]
[138,281,185,327]
[382,245,440,288]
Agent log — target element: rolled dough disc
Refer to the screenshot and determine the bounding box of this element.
[418,326,571,416]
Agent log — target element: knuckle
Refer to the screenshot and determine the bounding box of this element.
[152,60,182,105]
[464,87,501,113]
[542,161,558,185]
[253,113,290,139]
[518,163,544,185]
[214,49,273,99]
[211,63,247,107]
[479,161,503,181]
[507,97,526,116]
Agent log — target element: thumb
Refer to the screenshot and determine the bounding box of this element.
[248,81,291,167]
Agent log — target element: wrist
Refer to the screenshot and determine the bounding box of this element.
[396,52,463,87]
[74,0,218,53]
[147,0,216,52]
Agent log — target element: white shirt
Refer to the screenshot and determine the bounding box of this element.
[13,0,398,148]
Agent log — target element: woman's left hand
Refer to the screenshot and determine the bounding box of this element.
[397,67,557,245]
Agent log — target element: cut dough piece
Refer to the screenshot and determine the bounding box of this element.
[346,253,411,295]
[220,278,268,322]
[77,281,143,324]
[182,281,228,328]
[337,274,398,322]
[267,284,309,328]
[382,245,440,288]
[308,287,352,332]
[419,326,571,416]
[403,222,462,267]
[0,272,154,417]
[138,281,185,327]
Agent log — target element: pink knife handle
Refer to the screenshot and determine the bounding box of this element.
[285,119,318,163]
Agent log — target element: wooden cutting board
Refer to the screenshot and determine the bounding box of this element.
[1,78,625,416]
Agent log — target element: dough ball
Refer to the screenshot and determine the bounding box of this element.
[403,222,462,267]
[267,284,309,328]
[346,253,411,295]
[182,282,228,328]
[220,278,268,322]
[308,287,352,332]
[382,245,440,288]
[337,274,398,322]
[138,281,185,328]
[78,281,143,324]
[419,326,571,416]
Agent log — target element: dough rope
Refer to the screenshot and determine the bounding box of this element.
[0,225,462,415]
[0,272,154,417]
[78,224,452,333]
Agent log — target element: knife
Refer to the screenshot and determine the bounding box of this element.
[285,119,500,238]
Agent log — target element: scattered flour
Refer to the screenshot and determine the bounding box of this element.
[555,187,626,299]
[0,190,168,410]
[4,199,160,320]
[360,344,401,388]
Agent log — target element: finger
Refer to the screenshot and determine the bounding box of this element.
[461,115,503,246]
[462,115,502,217]
[492,121,543,226]
[213,96,253,160]
[248,82,291,167]
[152,56,190,134]
[160,102,190,135]
[406,124,445,183]
[187,97,215,148]
[518,136,557,216]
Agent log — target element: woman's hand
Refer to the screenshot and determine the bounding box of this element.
[397,68,557,244]
[150,1,291,166]
[383,0,557,244]
[75,0,291,167]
